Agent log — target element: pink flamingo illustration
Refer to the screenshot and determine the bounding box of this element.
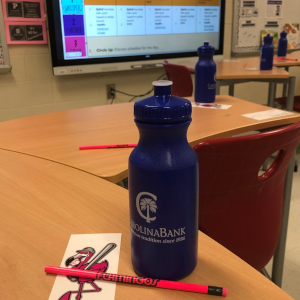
[59,243,116,300]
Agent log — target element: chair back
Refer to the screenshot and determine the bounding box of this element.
[193,121,300,270]
[275,95,300,112]
[163,61,193,97]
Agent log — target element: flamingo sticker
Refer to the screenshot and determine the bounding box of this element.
[48,234,122,300]
[59,244,116,300]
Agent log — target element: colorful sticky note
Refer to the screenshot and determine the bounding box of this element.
[65,36,86,57]
[63,15,85,36]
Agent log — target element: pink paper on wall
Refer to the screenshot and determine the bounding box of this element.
[65,36,87,58]
[5,21,47,44]
[1,0,45,21]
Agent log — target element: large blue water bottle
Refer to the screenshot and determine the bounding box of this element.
[260,34,274,70]
[129,80,199,280]
[195,42,216,103]
[277,31,288,57]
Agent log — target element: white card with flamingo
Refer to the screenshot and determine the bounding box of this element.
[48,233,122,300]
[192,103,232,110]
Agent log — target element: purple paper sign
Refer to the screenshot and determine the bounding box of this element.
[63,15,84,36]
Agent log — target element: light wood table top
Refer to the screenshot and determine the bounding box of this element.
[185,57,290,80]
[0,150,293,300]
[274,51,300,67]
[0,96,300,183]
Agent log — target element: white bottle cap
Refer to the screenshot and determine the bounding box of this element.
[152,80,173,86]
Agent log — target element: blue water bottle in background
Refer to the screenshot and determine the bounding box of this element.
[129,80,199,281]
[277,31,288,57]
[195,42,216,103]
[260,34,274,70]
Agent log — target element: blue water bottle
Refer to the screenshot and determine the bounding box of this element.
[260,34,274,70]
[129,80,199,281]
[277,31,288,57]
[195,42,216,103]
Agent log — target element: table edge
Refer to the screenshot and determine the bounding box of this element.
[1,114,299,183]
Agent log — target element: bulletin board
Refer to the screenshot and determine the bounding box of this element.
[1,0,47,44]
[0,0,11,73]
[232,0,300,53]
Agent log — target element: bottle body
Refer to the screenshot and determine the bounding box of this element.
[260,42,274,70]
[129,121,199,280]
[195,54,217,103]
[277,35,288,57]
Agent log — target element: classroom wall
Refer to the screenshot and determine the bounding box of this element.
[0,0,298,122]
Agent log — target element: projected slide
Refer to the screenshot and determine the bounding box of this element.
[60,0,221,59]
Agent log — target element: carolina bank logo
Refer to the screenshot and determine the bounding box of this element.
[136,192,158,223]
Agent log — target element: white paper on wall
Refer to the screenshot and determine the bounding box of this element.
[238,27,259,47]
[266,0,283,19]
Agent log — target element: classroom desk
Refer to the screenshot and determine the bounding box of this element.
[184,58,295,111]
[0,96,298,288]
[273,51,300,101]
[185,57,289,80]
[0,95,299,184]
[274,50,300,68]
[0,150,294,300]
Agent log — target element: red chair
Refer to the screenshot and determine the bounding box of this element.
[275,95,300,172]
[276,95,300,112]
[163,61,193,97]
[193,121,300,272]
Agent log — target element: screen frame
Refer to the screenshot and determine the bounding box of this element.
[47,0,226,68]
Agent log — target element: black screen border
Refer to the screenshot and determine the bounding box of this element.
[47,0,226,68]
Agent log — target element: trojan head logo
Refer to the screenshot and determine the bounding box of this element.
[136,192,158,223]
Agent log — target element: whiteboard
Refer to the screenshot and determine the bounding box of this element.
[232,0,300,53]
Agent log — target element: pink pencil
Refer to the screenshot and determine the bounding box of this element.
[45,266,227,297]
[79,144,137,150]
[274,57,298,61]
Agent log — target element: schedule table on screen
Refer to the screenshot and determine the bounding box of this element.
[60,0,221,59]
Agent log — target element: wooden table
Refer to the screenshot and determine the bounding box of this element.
[0,95,299,184]
[0,96,299,288]
[273,51,300,105]
[274,50,300,67]
[185,57,289,80]
[184,58,295,111]
[0,150,293,300]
